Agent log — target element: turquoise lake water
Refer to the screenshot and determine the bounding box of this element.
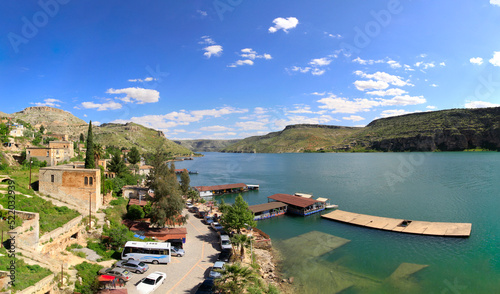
[176,152,500,293]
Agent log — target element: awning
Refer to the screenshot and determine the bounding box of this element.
[316,197,329,202]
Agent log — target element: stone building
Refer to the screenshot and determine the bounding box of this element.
[39,165,102,212]
[26,147,67,166]
[49,140,74,158]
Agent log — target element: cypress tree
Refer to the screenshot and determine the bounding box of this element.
[84,121,95,169]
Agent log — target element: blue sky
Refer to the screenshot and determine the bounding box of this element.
[2,0,500,139]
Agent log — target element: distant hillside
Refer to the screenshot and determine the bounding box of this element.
[174,139,241,152]
[222,125,362,153]
[0,111,10,117]
[222,108,500,153]
[10,107,192,155]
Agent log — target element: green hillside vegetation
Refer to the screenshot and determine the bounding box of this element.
[222,107,500,153]
[96,123,192,155]
[223,125,361,153]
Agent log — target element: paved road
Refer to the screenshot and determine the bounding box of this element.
[120,209,221,294]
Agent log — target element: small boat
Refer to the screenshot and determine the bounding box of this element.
[326,204,339,209]
[189,170,199,174]
[316,197,338,210]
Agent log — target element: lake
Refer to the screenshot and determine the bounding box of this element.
[176,152,500,293]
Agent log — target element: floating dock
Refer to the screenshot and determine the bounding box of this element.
[322,210,471,237]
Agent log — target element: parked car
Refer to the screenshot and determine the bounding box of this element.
[171,246,185,257]
[195,279,215,294]
[217,249,232,262]
[219,235,232,251]
[190,206,199,213]
[136,271,166,294]
[203,215,214,225]
[208,261,225,279]
[196,210,208,218]
[210,222,223,231]
[115,260,149,274]
[98,267,132,282]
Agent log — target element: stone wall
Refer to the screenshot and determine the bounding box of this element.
[16,274,55,294]
[8,210,39,251]
[39,167,101,212]
[39,215,84,253]
[0,271,10,292]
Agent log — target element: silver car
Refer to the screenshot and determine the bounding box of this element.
[98,267,132,282]
[115,260,149,274]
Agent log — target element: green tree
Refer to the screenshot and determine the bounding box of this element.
[143,201,152,217]
[220,194,256,234]
[127,147,141,165]
[127,204,145,220]
[104,225,129,251]
[93,143,104,168]
[0,123,9,142]
[84,121,95,169]
[180,169,190,195]
[214,263,261,294]
[74,262,102,294]
[230,233,253,259]
[39,125,45,134]
[79,133,85,142]
[147,148,186,228]
[187,190,200,203]
[107,151,128,176]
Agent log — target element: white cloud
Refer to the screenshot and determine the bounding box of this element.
[317,95,380,113]
[32,98,62,107]
[107,87,160,104]
[352,57,384,65]
[491,0,500,6]
[286,105,315,114]
[379,95,426,106]
[440,62,446,66]
[355,71,412,87]
[199,125,234,132]
[430,84,438,87]
[366,88,407,96]
[228,59,254,67]
[426,105,437,109]
[128,77,155,83]
[404,64,414,71]
[311,92,326,96]
[470,57,483,65]
[197,10,208,16]
[309,57,331,67]
[229,48,271,67]
[254,107,268,114]
[489,51,500,66]
[354,80,389,91]
[414,61,436,70]
[268,17,299,33]
[465,101,500,108]
[311,68,326,76]
[212,132,238,138]
[387,60,402,68]
[81,101,122,111]
[199,36,215,45]
[236,121,268,131]
[380,109,417,118]
[204,45,223,58]
[343,115,365,122]
[289,66,310,73]
[327,33,342,38]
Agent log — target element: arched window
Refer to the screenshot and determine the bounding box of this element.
[51,175,54,183]
[84,177,88,185]
[89,177,93,186]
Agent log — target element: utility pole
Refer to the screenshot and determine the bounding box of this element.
[1,229,3,248]
[89,191,92,229]
[61,263,63,286]
[28,160,33,189]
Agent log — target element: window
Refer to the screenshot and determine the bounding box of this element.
[51,175,54,183]
[89,177,93,185]
[28,150,30,155]
[84,177,88,185]
[46,151,49,156]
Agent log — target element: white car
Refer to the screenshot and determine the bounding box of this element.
[136,271,166,294]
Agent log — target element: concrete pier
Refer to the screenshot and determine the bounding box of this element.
[322,210,471,237]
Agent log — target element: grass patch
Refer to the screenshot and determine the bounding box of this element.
[0,247,53,292]
[74,261,103,294]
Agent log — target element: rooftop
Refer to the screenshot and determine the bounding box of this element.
[268,193,321,208]
[194,183,247,192]
[248,201,287,213]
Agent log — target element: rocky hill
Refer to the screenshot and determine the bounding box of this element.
[222,107,500,153]
[9,107,192,155]
[174,139,241,152]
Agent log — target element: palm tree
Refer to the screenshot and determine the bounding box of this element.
[214,263,261,294]
[230,233,253,261]
[93,143,103,168]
